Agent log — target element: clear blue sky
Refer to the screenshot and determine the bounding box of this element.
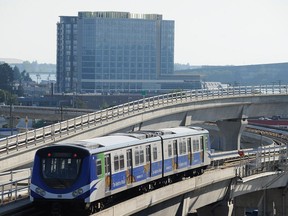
[1,0,288,65]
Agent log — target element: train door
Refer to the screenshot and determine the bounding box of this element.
[173,140,178,170]
[104,154,111,192]
[145,145,151,177]
[200,136,204,163]
[126,149,133,185]
[187,138,192,165]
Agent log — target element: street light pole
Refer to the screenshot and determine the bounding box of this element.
[9,102,13,135]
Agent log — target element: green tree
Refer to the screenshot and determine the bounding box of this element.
[13,66,21,81]
[21,70,32,82]
[13,67,32,96]
[0,89,16,104]
[0,63,14,92]
[0,90,7,103]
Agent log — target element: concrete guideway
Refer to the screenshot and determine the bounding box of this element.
[90,168,237,216]
[232,171,288,215]
[93,166,288,216]
[1,85,288,172]
[1,150,287,215]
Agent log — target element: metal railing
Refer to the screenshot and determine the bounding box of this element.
[234,144,288,178]
[0,168,31,206]
[0,85,287,157]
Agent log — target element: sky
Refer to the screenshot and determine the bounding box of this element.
[1,0,288,66]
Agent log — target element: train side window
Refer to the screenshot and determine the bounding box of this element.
[187,138,191,152]
[114,155,119,172]
[96,159,102,176]
[179,140,186,155]
[183,139,187,153]
[204,136,209,150]
[105,154,111,175]
[200,137,204,150]
[146,146,150,162]
[153,147,157,160]
[173,140,177,155]
[168,144,172,157]
[135,150,140,165]
[120,155,125,170]
[135,149,147,165]
[193,139,199,152]
[140,150,144,164]
[127,149,132,167]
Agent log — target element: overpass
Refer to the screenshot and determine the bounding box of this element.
[1,147,287,215]
[1,85,288,172]
[0,105,95,121]
[93,163,288,216]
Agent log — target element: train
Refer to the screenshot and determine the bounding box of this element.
[30,126,211,214]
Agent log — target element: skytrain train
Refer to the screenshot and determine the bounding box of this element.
[30,126,211,214]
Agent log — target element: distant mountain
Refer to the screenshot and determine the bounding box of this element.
[0,58,24,64]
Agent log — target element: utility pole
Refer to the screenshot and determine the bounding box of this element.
[9,102,13,135]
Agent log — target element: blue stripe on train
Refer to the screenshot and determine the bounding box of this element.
[109,153,205,191]
[163,152,204,173]
[151,161,162,176]
[178,155,189,169]
[192,152,202,165]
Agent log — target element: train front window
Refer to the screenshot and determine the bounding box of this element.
[41,155,82,189]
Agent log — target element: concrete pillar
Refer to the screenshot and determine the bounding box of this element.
[232,206,245,216]
[233,188,288,216]
[180,194,191,216]
[258,188,288,216]
[232,191,263,215]
[197,201,232,216]
[180,112,192,126]
[216,118,248,151]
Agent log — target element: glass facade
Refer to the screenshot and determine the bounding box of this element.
[56,16,78,93]
[57,12,175,93]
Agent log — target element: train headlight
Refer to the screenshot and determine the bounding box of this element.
[35,187,46,197]
[78,188,83,194]
[72,188,83,197]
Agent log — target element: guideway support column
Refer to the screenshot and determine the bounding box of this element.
[216,118,248,151]
[197,201,233,216]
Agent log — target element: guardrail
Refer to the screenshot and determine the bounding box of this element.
[0,85,287,157]
[0,168,31,206]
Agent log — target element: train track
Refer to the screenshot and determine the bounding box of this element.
[2,124,287,216]
[0,201,48,216]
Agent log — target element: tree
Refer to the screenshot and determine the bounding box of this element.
[0,63,14,92]
[0,90,6,103]
[13,66,21,81]
[21,70,32,82]
[0,89,16,104]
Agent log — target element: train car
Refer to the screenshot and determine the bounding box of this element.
[30,126,211,214]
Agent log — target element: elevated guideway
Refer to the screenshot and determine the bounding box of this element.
[0,105,95,121]
[1,85,288,172]
[93,170,288,216]
[1,143,287,215]
[93,146,288,216]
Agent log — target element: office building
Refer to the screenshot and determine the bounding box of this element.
[56,11,175,93]
[56,16,78,93]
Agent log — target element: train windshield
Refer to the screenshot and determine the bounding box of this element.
[41,153,82,189]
